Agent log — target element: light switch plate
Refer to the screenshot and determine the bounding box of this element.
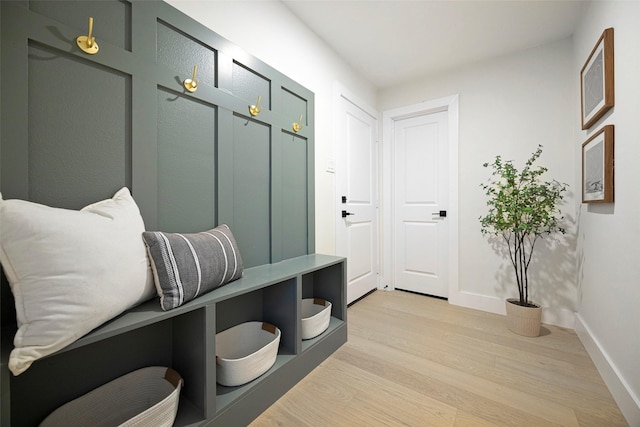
[326,157,335,173]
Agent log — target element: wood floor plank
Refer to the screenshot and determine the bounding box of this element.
[250,290,628,427]
[345,334,580,426]
[323,357,457,426]
[453,410,519,427]
[332,342,559,427]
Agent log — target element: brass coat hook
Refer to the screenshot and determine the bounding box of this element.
[249,96,262,116]
[76,17,99,55]
[183,65,199,93]
[292,114,304,133]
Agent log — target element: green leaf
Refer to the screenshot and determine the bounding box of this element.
[478,145,568,301]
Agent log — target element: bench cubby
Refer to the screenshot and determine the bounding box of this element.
[1,254,346,426]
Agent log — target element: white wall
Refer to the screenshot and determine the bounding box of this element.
[378,39,577,327]
[164,0,377,255]
[573,1,640,424]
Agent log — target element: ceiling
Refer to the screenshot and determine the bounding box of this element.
[281,0,588,89]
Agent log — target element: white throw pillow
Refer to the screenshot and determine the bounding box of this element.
[0,187,155,375]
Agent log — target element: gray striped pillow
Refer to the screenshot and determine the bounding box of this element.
[142,224,244,311]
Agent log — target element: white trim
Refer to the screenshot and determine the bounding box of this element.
[575,314,640,426]
[381,95,459,298]
[333,82,381,294]
[450,291,576,329]
[448,291,506,315]
[541,306,576,329]
[333,82,378,121]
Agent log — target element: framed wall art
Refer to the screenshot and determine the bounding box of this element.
[580,28,614,130]
[582,125,614,203]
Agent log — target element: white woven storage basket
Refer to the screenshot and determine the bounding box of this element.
[39,366,183,427]
[301,298,332,340]
[216,321,280,387]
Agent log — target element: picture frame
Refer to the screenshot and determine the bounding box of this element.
[582,125,614,203]
[580,28,614,130]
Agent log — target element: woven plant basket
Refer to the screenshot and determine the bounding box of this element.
[40,366,183,427]
[505,298,542,337]
[216,321,280,387]
[301,298,332,340]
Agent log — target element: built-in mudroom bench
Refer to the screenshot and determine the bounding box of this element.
[1,254,346,426]
[0,0,345,425]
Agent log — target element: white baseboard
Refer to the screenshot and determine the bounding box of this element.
[574,314,640,427]
[448,289,506,315]
[540,305,576,329]
[448,290,575,329]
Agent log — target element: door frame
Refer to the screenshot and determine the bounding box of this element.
[381,95,459,298]
[333,83,381,298]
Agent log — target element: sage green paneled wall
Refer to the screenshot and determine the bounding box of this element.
[0,0,314,267]
[0,0,315,330]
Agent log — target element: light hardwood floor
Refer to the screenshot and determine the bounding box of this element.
[250,290,627,427]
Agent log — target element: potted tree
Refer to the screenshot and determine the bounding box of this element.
[479,145,568,337]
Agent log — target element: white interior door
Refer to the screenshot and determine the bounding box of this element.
[393,110,449,298]
[335,93,378,304]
